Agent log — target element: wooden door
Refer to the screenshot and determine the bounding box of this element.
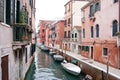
[91,47,93,59]
[1,55,9,80]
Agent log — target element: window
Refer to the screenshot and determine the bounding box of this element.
[95,2,100,12]
[72,34,74,38]
[16,0,20,23]
[91,26,94,38]
[75,33,77,38]
[25,48,27,63]
[83,28,85,38]
[73,44,76,49]
[113,0,118,3]
[6,0,11,24]
[112,20,118,36]
[68,4,70,12]
[0,0,4,22]
[68,31,70,38]
[64,31,67,38]
[65,6,67,14]
[82,46,89,52]
[14,50,17,63]
[65,20,67,26]
[90,5,94,17]
[29,0,33,8]
[42,29,44,32]
[68,18,70,25]
[96,24,99,37]
[103,48,108,56]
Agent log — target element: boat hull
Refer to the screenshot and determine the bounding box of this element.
[53,55,64,62]
[61,62,81,76]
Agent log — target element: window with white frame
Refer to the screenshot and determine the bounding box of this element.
[83,28,85,38]
[75,33,77,38]
[103,48,108,56]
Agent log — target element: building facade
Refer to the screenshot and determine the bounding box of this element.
[81,0,119,68]
[71,26,81,54]
[39,20,53,45]
[63,0,88,52]
[0,0,36,80]
[51,20,65,49]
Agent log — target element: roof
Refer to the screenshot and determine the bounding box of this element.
[64,0,89,6]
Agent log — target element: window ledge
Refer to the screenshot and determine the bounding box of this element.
[0,22,10,27]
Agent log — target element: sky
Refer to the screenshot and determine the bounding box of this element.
[35,0,69,27]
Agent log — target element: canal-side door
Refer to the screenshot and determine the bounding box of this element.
[91,47,93,59]
[1,55,9,80]
[78,46,81,54]
[19,49,23,79]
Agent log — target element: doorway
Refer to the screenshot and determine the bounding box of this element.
[1,55,9,80]
[78,46,81,54]
[91,47,94,59]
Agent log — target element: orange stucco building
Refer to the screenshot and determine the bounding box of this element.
[81,0,119,68]
[48,20,65,49]
[39,20,54,45]
[54,20,65,49]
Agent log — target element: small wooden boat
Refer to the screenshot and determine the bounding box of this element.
[53,55,64,62]
[61,60,81,76]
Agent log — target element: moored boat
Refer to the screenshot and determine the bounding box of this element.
[61,60,81,76]
[49,49,57,55]
[40,45,49,52]
[49,51,56,55]
[53,55,64,62]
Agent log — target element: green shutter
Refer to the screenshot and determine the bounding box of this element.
[0,0,4,22]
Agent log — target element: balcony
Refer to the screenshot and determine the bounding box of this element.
[89,14,95,20]
[12,23,33,48]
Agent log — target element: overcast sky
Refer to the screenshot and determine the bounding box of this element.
[35,0,69,27]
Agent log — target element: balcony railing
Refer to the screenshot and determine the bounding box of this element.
[12,23,33,45]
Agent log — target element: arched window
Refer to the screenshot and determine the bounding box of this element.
[83,28,85,38]
[112,20,118,36]
[113,0,118,3]
[96,24,99,37]
[91,26,94,38]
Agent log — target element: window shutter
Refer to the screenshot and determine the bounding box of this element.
[0,0,4,22]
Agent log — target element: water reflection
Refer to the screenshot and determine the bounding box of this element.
[25,47,85,80]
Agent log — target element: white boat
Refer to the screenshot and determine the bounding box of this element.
[49,51,56,55]
[49,49,57,55]
[53,55,64,62]
[40,45,49,51]
[61,61,81,76]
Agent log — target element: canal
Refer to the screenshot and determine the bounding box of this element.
[25,47,85,80]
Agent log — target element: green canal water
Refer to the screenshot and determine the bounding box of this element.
[25,47,85,80]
